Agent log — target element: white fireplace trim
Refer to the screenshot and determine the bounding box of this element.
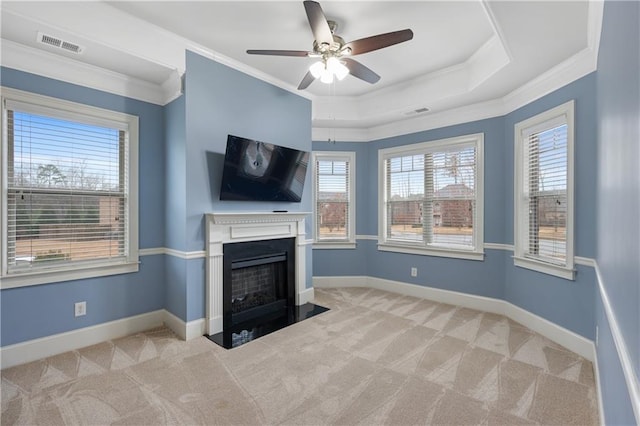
[205,212,311,335]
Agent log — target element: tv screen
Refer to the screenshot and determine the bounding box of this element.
[219,135,309,202]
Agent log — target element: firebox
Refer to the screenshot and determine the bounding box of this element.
[222,237,296,329]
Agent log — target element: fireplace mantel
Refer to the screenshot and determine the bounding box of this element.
[204,212,311,335]
[208,211,310,225]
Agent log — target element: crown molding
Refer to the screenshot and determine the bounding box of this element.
[314,40,599,143]
[1,39,175,106]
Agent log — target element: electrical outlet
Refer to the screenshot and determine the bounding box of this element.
[75,301,86,317]
[411,267,418,277]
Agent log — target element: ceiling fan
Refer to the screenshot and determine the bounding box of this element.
[246,0,414,90]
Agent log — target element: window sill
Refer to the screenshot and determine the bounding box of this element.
[313,242,357,250]
[1,261,140,289]
[378,242,484,261]
[513,256,575,280]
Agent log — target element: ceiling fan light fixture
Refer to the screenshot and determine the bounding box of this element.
[320,69,334,84]
[309,61,325,78]
[327,57,349,80]
[248,1,413,90]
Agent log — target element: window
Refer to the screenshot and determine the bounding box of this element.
[378,134,484,260]
[1,88,139,288]
[514,100,574,280]
[312,151,355,248]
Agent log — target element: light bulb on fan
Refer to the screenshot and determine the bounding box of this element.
[320,69,334,84]
[326,57,349,80]
[309,61,325,79]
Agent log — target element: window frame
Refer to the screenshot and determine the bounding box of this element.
[312,151,356,249]
[377,133,484,261]
[1,87,139,289]
[514,100,575,280]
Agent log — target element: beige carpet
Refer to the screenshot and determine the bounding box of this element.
[1,287,599,425]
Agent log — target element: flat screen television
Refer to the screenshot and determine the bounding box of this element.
[219,134,309,202]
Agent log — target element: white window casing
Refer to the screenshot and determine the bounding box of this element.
[312,151,356,248]
[378,133,484,261]
[1,87,139,289]
[514,100,575,280]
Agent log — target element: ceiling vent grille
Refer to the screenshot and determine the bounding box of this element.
[37,32,84,54]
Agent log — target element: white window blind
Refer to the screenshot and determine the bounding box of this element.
[5,99,130,274]
[313,152,355,244]
[524,122,568,264]
[514,100,574,280]
[379,134,484,259]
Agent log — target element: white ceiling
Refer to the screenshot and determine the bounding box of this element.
[0,1,602,141]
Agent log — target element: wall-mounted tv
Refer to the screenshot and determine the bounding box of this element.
[219,134,309,202]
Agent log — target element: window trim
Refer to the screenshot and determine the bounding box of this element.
[312,151,356,249]
[377,133,484,261]
[513,100,575,280]
[0,87,139,289]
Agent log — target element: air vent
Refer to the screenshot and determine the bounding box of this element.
[37,32,84,54]
[404,107,430,116]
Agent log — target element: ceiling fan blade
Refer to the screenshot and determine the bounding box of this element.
[303,1,333,46]
[345,29,414,55]
[297,71,316,90]
[246,50,310,57]
[342,58,381,84]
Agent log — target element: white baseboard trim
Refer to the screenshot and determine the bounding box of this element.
[0,309,212,370]
[503,300,594,361]
[298,287,315,305]
[0,310,165,370]
[313,275,369,288]
[592,344,606,426]
[368,277,507,317]
[313,275,594,361]
[162,310,206,341]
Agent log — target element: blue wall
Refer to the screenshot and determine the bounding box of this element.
[167,51,313,322]
[313,73,598,340]
[0,67,166,346]
[595,0,640,424]
[0,51,313,345]
[503,73,598,340]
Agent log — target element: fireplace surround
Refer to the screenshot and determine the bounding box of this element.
[205,212,310,336]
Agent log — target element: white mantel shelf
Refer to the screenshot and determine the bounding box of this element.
[204,211,311,335]
[207,211,311,225]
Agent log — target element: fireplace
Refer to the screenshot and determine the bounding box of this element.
[223,238,295,328]
[205,212,329,349]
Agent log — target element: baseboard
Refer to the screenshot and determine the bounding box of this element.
[503,299,594,361]
[313,275,369,288]
[592,344,606,426]
[367,277,507,316]
[314,275,594,361]
[162,310,206,341]
[298,287,315,305]
[0,310,165,370]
